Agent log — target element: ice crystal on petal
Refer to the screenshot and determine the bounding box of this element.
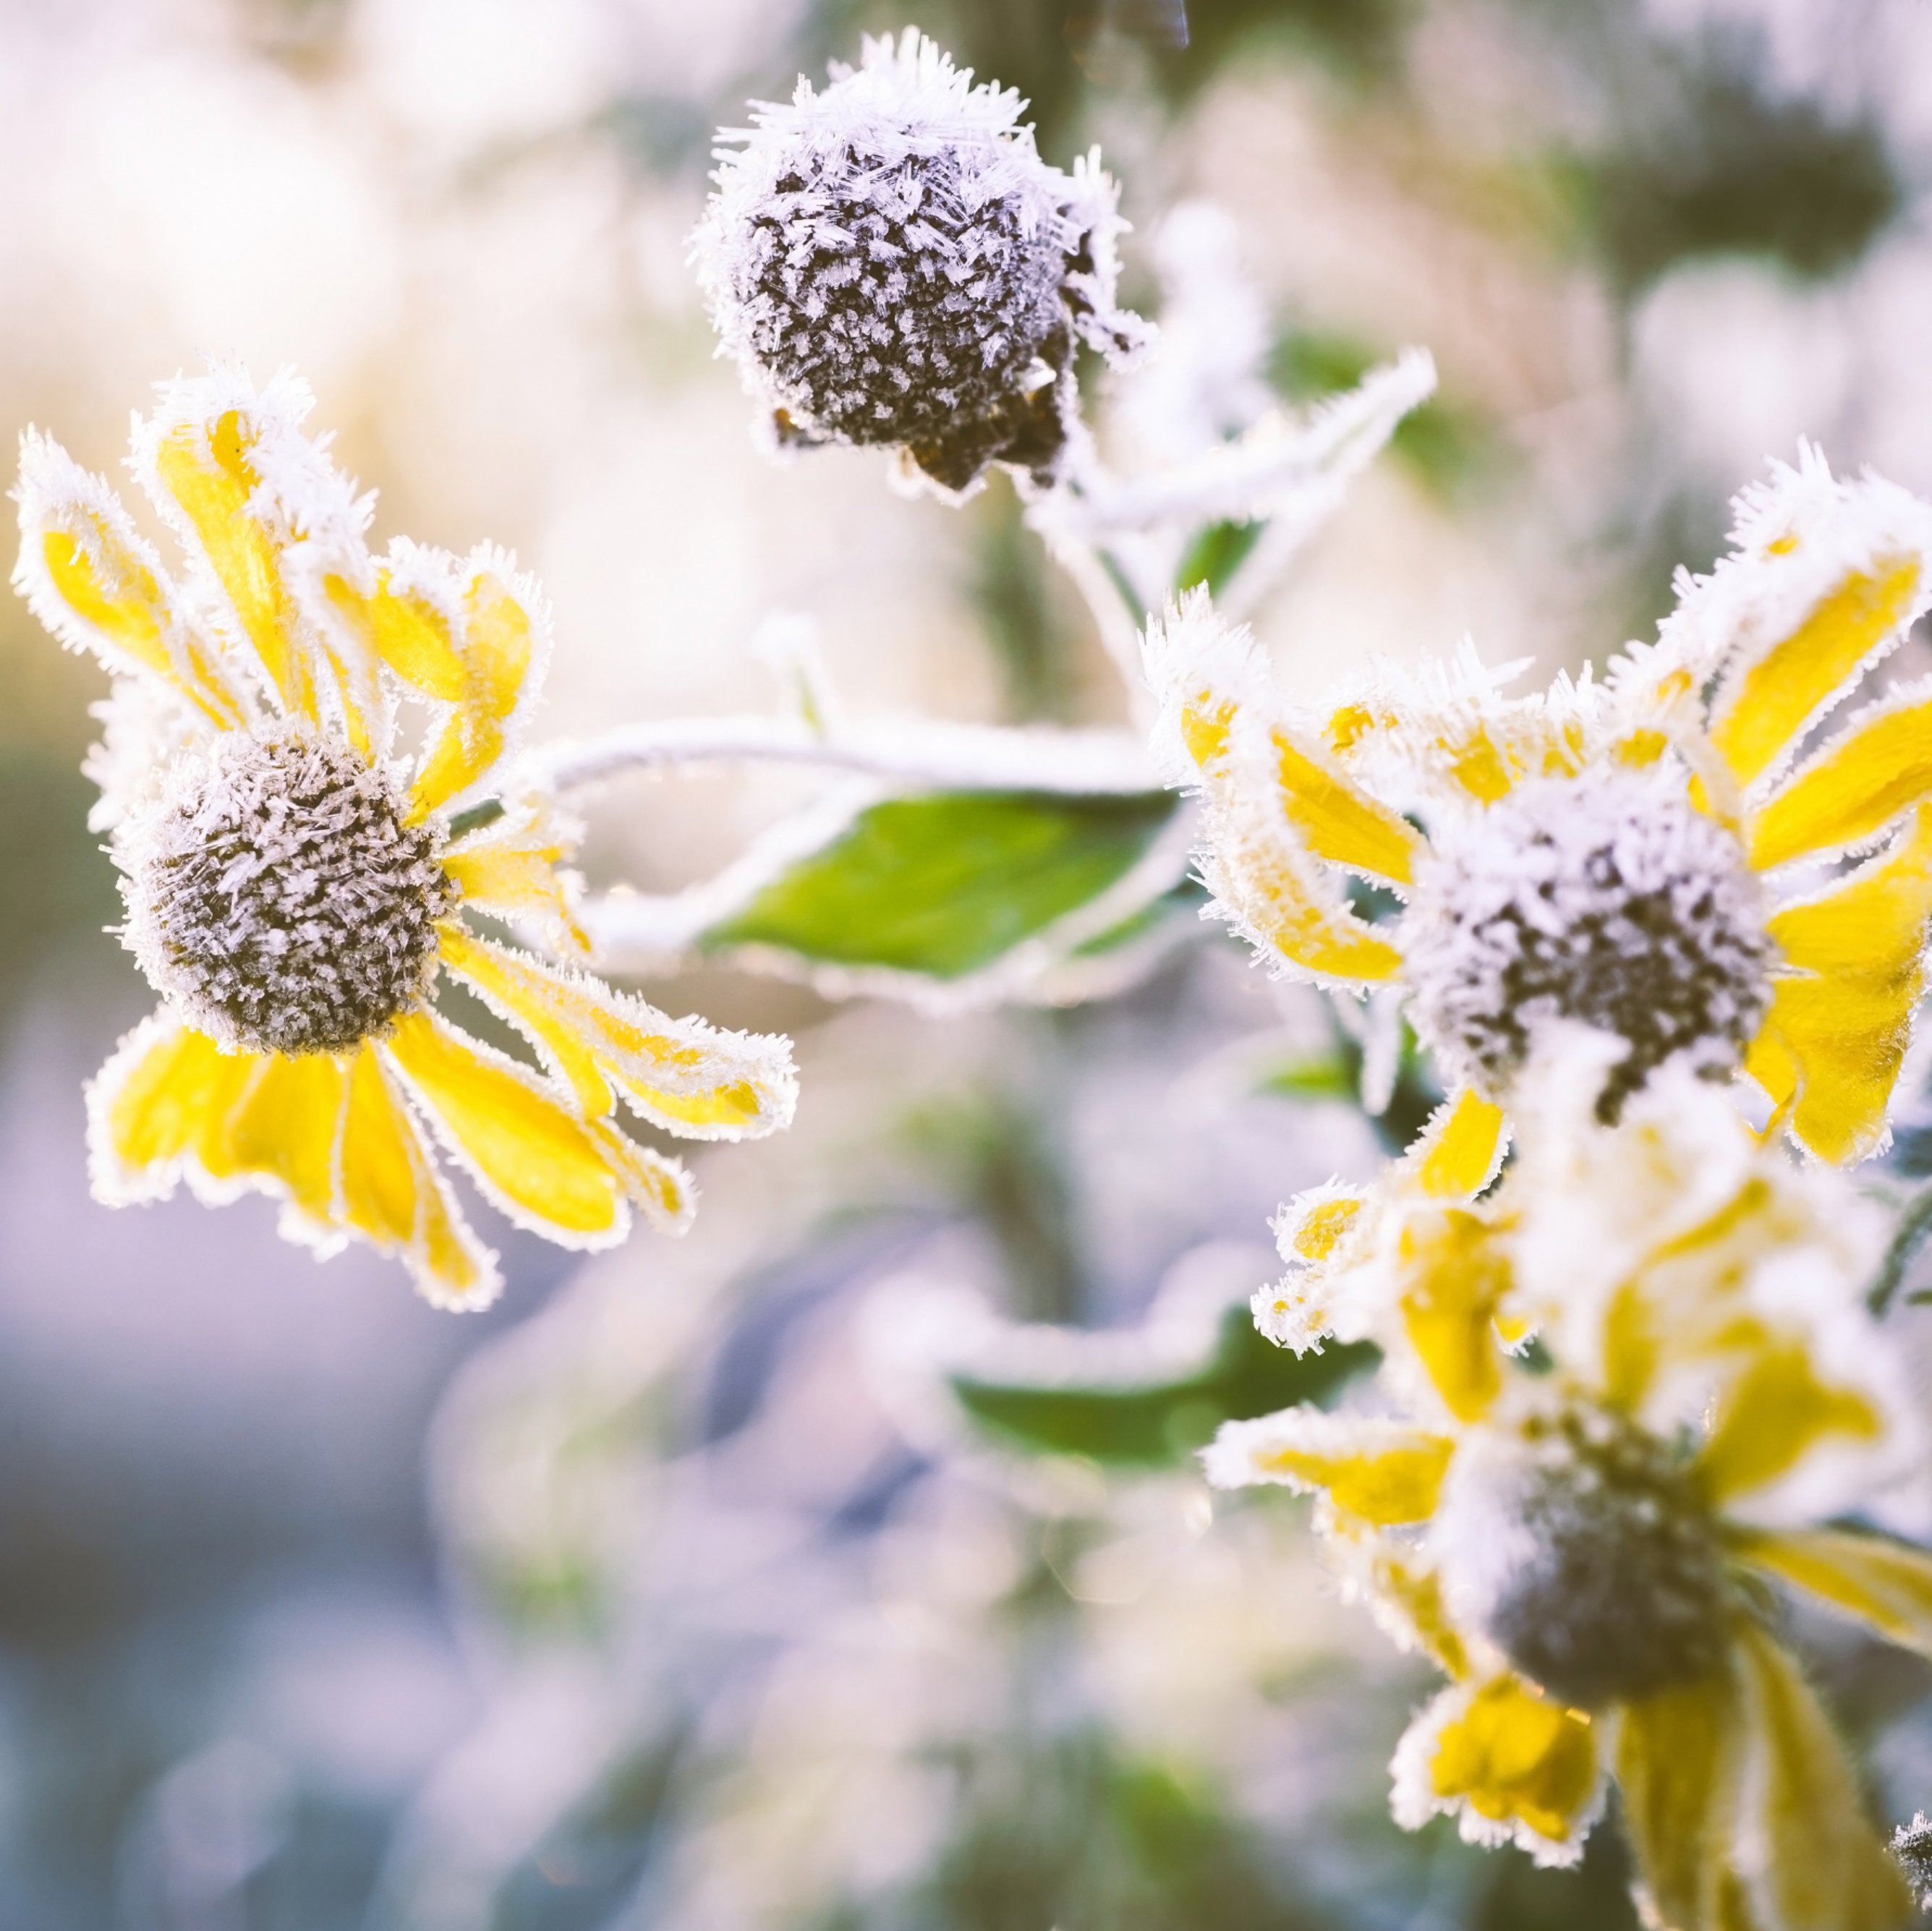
[694,29,1151,496]
[121,733,455,1056]
[1403,765,1771,1120]
[1893,1813,1932,1908]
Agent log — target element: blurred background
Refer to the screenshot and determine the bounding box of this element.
[5,0,1932,1922]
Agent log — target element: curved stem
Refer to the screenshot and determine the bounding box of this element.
[523,714,1163,797]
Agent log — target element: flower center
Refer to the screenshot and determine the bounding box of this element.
[1437,1410,1729,1708]
[743,148,1070,479]
[122,734,456,1057]
[1402,766,1771,1120]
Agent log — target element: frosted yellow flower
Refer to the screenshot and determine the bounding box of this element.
[12,369,796,1308]
[1210,1063,1932,1930]
[1146,448,1932,1167]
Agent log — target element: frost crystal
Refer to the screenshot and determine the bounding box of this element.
[1435,1410,1729,1709]
[1402,765,1771,1120]
[694,29,1151,495]
[121,734,456,1056]
[1893,1812,1932,1908]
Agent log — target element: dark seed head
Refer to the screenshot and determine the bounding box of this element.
[1437,1408,1731,1710]
[122,733,456,1056]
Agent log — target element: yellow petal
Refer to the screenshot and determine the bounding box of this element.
[381,1011,626,1243]
[1405,1088,1508,1200]
[1617,1671,1739,1931]
[1695,1343,1884,1506]
[1272,730,1421,886]
[435,926,795,1139]
[1748,685,1932,869]
[1427,1677,1599,1847]
[1711,555,1922,790]
[1398,1206,1512,1424]
[1206,1408,1454,1525]
[586,1119,696,1234]
[14,435,242,727]
[86,1015,258,1201]
[1203,790,1403,984]
[441,805,588,955]
[152,408,317,721]
[407,567,538,819]
[1442,722,1515,804]
[1748,805,1932,1162]
[1370,1548,1472,1681]
[1733,1622,1911,1931]
[339,1046,497,1308]
[1730,1526,1932,1660]
[1280,1189,1365,1263]
[208,1050,345,1229]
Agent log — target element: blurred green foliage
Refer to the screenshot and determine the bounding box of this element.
[953,1308,1378,1466]
[1573,66,1899,293]
[704,790,1180,981]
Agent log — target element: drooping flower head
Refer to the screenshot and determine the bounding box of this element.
[1211,1059,1932,1929]
[694,28,1151,498]
[12,369,797,1308]
[1146,449,1932,1166]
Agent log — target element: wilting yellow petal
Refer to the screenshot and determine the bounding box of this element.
[1408,1088,1508,1200]
[1748,688,1932,869]
[1399,1207,1512,1423]
[383,1012,624,1242]
[153,409,316,721]
[1429,1678,1598,1846]
[1711,556,1921,790]
[1272,731,1421,885]
[435,926,793,1138]
[1695,1344,1883,1505]
[1734,1623,1911,1931]
[408,570,536,818]
[1617,1671,1738,1931]
[1730,1526,1932,1660]
[1209,1409,1454,1524]
[339,1046,495,1307]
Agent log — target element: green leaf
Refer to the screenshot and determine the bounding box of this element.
[702,788,1180,981]
[1174,519,1265,596]
[950,1307,1379,1467]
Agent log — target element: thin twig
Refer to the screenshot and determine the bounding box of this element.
[1868,1183,1932,1316]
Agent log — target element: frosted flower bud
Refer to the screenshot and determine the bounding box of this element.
[119,734,456,1057]
[1402,765,1772,1122]
[694,28,1152,497]
[1434,1410,1730,1710]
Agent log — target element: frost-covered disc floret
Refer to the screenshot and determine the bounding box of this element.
[1403,766,1771,1122]
[695,29,1151,495]
[1433,1407,1729,1707]
[123,734,456,1057]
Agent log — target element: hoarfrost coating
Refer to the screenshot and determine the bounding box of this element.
[693,29,1151,497]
